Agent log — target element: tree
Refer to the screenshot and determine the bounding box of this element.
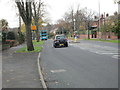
[0,19,8,32]
[114,0,120,19]
[1,19,8,44]
[16,0,34,51]
[63,8,74,33]
[114,0,120,39]
[21,23,26,33]
[74,7,89,32]
[112,20,120,39]
[32,0,45,42]
[7,31,16,40]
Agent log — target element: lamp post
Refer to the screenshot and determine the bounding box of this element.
[103,12,107,40]
[85,7,90,39]
[98,0,101,39]
[73,19,76,32]
[87,21,90,39]
[118,1,120,19]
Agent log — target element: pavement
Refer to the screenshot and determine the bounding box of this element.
[2,44,43,88]
[40,39,118,88]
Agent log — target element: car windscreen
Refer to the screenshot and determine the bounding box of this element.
[42,35,46,36]
[56,35,65,39]
[41,32,46,34]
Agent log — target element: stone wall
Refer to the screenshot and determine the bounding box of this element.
[79,33,118,40]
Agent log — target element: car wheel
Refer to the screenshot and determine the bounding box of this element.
[65,43,68,47]
[54,45,57,48]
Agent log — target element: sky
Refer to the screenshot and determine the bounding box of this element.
[0,0,118,28]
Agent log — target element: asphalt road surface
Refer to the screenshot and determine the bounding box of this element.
[40,40,118,88]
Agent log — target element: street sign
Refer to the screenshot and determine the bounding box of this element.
[31,26,36,30]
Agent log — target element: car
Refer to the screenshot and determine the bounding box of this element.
[53,34,68,48]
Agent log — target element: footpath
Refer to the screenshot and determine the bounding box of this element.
[2,43,43,88]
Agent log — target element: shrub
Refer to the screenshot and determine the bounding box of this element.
[7,31,16,40]
[2,32,7,44]
[18,32,25,44]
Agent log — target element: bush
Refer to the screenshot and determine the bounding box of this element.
[2,32,7,44]
[18,32,25,44]
[2,31,25,48]
[7,31,16,40]
[112,20,120,39]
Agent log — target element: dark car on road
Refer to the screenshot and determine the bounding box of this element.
[53,34,68,48]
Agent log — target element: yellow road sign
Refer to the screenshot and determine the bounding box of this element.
[31,26,36,30]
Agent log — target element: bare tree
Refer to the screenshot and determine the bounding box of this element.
[63,8,74,33]
[85,8,96,39]
[32,0,45,42]
[74,8,87,31]
[0,19,8,32]
[15,0,34,51]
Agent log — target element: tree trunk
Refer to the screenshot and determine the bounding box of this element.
[36,25,40,42]
[25,23,34,51]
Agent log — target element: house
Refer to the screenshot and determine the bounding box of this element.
[90,13,118,39]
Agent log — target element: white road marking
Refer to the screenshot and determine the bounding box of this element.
[51,69,66,73]
[96,52,118,55]
[112,55,120,59]
[70,43,118,59]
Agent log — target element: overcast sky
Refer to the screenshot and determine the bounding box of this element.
[0,0,118,28]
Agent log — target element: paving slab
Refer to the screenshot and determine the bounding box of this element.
[2,44,42,88]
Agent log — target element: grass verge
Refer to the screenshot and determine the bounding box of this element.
[16,41,44,53]
[84,39,120,43]
[33,40,44,45]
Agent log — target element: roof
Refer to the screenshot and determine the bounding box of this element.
[55,34,65,36]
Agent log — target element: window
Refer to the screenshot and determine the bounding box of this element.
[41,32,47,34]
[56,35,65,39]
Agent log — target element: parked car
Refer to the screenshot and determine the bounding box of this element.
[53,34,68,48]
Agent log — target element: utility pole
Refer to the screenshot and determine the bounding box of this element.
[118,1,120,17]
[74,19,76,32]
[86,7,90,39]
[62,27,64,34]
[88,21,90,39]
[98,0,101,39]
[117,1,120,21]
[104,12,107,40]
[71,9,74,33]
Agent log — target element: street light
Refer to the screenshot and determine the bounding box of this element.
[73,19,76,32]
[85,7,90,39]
[117,0,120,19]
[98,0,101,39]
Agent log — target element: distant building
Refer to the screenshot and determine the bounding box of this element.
[90,13,118,39]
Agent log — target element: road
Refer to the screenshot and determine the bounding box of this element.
[40,40,118,88]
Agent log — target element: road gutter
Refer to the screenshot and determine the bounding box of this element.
[37,52,48,90]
